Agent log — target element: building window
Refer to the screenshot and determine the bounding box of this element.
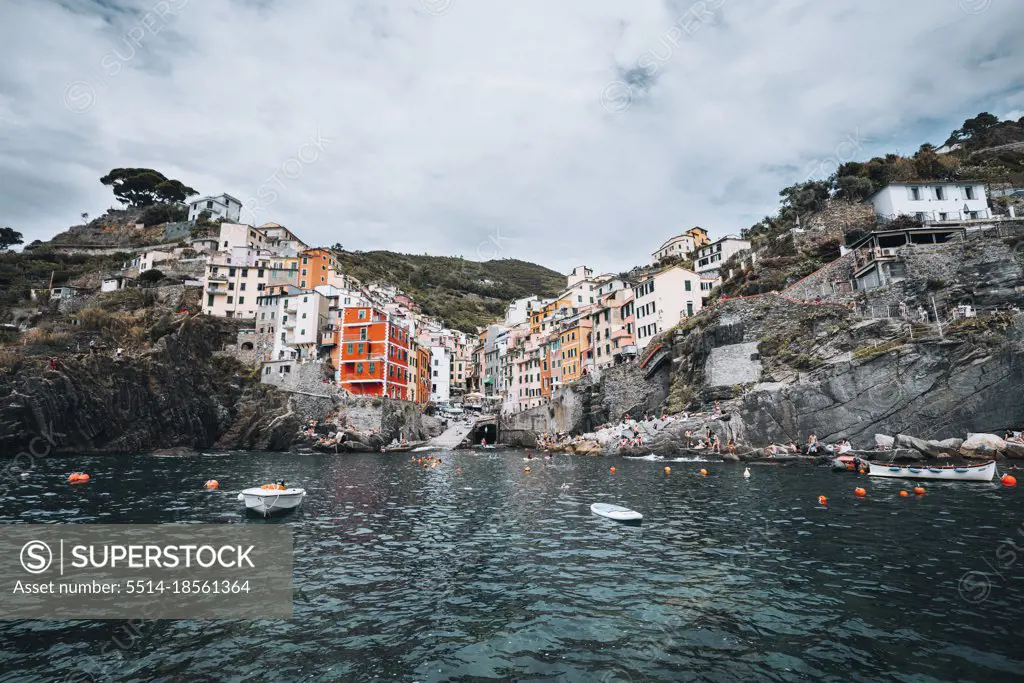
[300,329,305,335]
[687,302,694,316]
[207,295,214,306]
[965,186,975,200]
[369,362,375,374]
[685,280,692,292]
[229,268,236,277]
[239,297,245,304]
[227,296,233,304]
[935,187,944,200]
[910,187,921,201]
[347,343,354,354]
[358,309,366,319]
[358,343,365,354]
[357,363,364,374]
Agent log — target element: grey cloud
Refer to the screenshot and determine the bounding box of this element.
[1,0,1023,274]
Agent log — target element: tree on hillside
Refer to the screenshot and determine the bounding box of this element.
[777,181,830,224]
[100,168,198,208]
[949,112,1000,144]
[0,226,24,252]
[833,175,875,201]
[80,212,89,223]
[138,269,165,285]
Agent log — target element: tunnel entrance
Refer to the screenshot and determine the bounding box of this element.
[469,421,497,445]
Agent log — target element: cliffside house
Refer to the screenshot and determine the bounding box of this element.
[847,225,966,291]
[188,193,243,224]
[651,227,710,265]
[694,235,751,276]
[101,275,135,292]
[869,181,992,224]
[633,265,703,352]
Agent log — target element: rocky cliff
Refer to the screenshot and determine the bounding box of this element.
[0,317,302,456]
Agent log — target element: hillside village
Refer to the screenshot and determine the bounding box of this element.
[2,113,1024,436]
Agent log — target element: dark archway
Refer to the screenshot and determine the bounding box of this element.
[241,342,254,351]
[470,422,497,445]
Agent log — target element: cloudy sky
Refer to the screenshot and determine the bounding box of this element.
[2,0,1023,274]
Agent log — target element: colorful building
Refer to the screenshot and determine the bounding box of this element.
[332,306,411,399]
[299,248,340,289]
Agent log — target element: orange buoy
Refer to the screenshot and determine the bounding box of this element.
[914,486,926,496]
[68,473,90,484]
[818,495,828,506]
[524,466,532,473]
[610,466,616,474]
[700,468,708,476]
[1001,474,1017,487]
[664,466,671,475]
[204,479,219,490]
[854,487,866,497]
[899,490,910,497]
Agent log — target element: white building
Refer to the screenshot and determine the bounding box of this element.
[652,234,695,265]
[218,223,267,252]
[632,265,702,352]
[258,223,308,254]
[138,250,175,273]
[188,193,242,223]
[274,290,329,361]
[504,296,539,326]
[566,266,594,289]
[869,181,991,223]
[430,346,452,402]
[101,275,134,292]
[694,235,751,275]
[202,255,271,319]
[596,277,630,297]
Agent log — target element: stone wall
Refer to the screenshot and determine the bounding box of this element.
[782,253,857,302]
[260,358,336,394]
[798,201,877,249]
[704,342,762,387]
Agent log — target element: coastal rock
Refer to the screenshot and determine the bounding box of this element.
[926,438,964,457]
[960,433,1007,458]
[875,434,895,450]
[150,446,198,457]
[1003,442,1024,459]
[895,434,931,454]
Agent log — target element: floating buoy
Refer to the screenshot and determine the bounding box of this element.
[914,486,926,496]
[68,472,90,484]
[664,466,671,475]
[204,479,219,490]
[610,466,616,474]
[236,493,244,501]
[699,468,708,476]
[854,487,866,497]
[1001,474,1017,487]
[818,495,828,506]
[524,466,532,473]
[899,490,910,497]
[743,468,751,479]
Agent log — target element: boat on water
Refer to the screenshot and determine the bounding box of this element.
[867,460,996,481]
[238,483,306,516]
[590,502,643,524]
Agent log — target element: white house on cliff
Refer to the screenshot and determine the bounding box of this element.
[869,181,991,223]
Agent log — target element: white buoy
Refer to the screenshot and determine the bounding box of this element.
[743,468,751,479]
[236,493,244,501]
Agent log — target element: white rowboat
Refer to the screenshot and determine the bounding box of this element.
[867,460,996,482]
[238,486,306,516]
[590,502,643,523]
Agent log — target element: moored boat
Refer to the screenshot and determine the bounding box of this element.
[238,483,306,516]
[590,502,643,523]
[867,460,996,481]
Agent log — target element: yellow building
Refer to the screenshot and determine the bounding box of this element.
[558,314,592,385]
[687,226,711,248]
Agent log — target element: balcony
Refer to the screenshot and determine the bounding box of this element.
[206,287,228,295]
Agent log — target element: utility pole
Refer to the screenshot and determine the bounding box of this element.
[931,296,943,339]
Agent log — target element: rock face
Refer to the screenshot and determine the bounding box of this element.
[0,318,303,455]
[734,327,1024,450]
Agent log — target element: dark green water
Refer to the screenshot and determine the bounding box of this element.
[1,450,1023,682]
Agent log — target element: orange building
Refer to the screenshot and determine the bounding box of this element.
[332,306,411,399]
[299,248,340,289]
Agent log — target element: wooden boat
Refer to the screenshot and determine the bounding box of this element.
[590,502,643,523]
[238,484,306,516]
[867,460,996,481]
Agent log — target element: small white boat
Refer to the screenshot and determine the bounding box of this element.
[590,502,643,523]
[867,460,996,482]
[743,468,751,478]
[238,485,306,516]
